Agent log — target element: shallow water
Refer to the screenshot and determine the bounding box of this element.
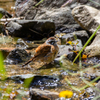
[0,0,15,14]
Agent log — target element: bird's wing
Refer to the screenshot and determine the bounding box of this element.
[34,44,51,57]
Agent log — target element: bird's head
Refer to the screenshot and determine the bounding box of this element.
[46,37,58,45]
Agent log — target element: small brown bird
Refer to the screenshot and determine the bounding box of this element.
[22,37,59,67]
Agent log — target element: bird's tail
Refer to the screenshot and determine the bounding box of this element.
[22,57,35,67]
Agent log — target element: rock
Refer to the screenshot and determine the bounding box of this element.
[7,74,60,89]
[72,5,100,35]
[16,38,30,49]
[57,45,73,57]
[85,34,100,57]
[15,0,69,17]
[15,0,78,29]
[58,40,82,57]
[16,38,38,49]
[71,0,100,9]
[72,5,100,57]
[55,24,82,34]
[7,74,35,83]
[30,75,60,89]
[30,88,59,100]
[59,30,89,45]
[15,0,100,32]
[5,48,31,64]
[6,20,55,40]
[35,7,75,28]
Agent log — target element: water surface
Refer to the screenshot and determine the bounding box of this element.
[0,0,15,14]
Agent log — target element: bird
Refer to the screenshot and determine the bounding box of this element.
[22,37,59,67]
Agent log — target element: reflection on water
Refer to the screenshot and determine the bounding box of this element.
[0,0,15,14]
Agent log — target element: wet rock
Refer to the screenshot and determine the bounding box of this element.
[30,75,60,89]
[72,5,100,35]
[0,8,12,18]
[5,48,31,64]
[30,88,59,100]
[59,30,89,45]
[7,74,61,89]
[6,20,55,41]
[7,74,35,83]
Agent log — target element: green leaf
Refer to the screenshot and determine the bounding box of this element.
[23,77,34,88]
[0,51,6,80]
[0,13,3,19]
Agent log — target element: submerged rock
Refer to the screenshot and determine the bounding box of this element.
[6,20,55,41]
[30,75,60,89]
[7,74,61,89]
[5,48,31,64]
